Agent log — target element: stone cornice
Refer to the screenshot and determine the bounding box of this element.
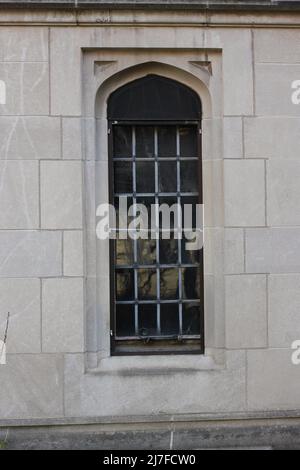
[0,0,300,12]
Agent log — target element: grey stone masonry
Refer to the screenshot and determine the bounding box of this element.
[0,4,300,429]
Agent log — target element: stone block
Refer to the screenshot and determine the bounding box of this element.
[0,62,49,115]
[246,228,300,273]
[0,354,63,419]
[0,231,62,277]
[0,279,40,353]
[41,161,83,229]
[267,160,300,226]
[62,117,82,159]
[255,64,300,116]
[225,274,267,349]
[42,278,84,353]
[224,228,244,274]
[63,230,84,277]
[224,160,265,227]
[269,274,300,348]
[0,117,61,160]
[223,116,243,158]
[247,349,300,410]
[244,117,300,159]
[0,161,39,229]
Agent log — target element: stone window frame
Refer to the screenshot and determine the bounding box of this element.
[82,48,225,372]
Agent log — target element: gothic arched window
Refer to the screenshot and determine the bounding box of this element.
[108,74,204,354]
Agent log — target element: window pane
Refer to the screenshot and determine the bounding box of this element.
[138,268,157,300]
[182,267,201,299]
[160,268,179,300]
[116,304,135,337]
[158,126,177,157]
[182,302,200,335]
[160,303,179,335]
[179,126,197,157]
[138,304,157,337]
[135,195,155,208]
[114,162,133,194]
[136,161,155,193]
[136,126,154,158]
[159,161,177,193]
[116,268,134,300]
[113,125,132,158]
[116,239,134,266]
[137,238,156,265]
[180,161,199,193]
[159,238,178,265]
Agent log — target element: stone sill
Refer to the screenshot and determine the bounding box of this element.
[87,353,225,376]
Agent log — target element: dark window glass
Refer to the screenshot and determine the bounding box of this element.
[179,126,198,157]
[136,126,154,158]
[116,269,134,300]
[116,304,135,337]
[108,75,201,121]
[159,238,178,265]
[136,161,155,193]
[114,162,133,194]
[158,127,176,157]
[113,126,132,158]
[160,268,179,300]
[182,267,200,299]
[138,269,157,300]
[182,302,201,335]
[161,304,179,336]
[138,304,157,337]
[137,238,156,265]
[180,161,199,193]
[116,239,134,266]
[181,237,201,265]
[159,161,177,193]
[135,195,155,208]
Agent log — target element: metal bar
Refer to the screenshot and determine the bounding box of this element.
[114,263,199,269]
[116,300,201,304]
[132,126,139,335]
[115,335,201,341]
[114,191,199,197]
[113,157,199,161]
[154,126,161,335]
[111,120,203,353]
[176,126,183,335]
[111,120,200,125]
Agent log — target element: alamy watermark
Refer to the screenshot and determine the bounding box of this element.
[96,197,204,251]
[291,80,300,105]
[291,340,300,365]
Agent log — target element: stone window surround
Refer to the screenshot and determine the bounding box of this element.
[83,48,225,373]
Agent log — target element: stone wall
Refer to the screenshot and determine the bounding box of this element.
[0,7,300,423]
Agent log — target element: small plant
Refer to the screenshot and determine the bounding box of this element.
[0,430,9,450]
[0,312,9,365]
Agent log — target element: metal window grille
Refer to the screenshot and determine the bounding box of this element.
[107,76,204,355]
